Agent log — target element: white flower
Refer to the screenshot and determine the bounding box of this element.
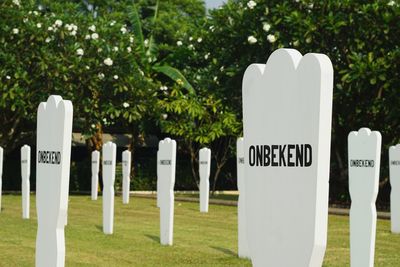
[66,24,77,32]
[306,36,312,43]
[293,40,300,47]
[33,11,39,16]
[162,114,168,120]
[97,48,103,53]
[120,27,127,34]
[91,124,96,129]
[144,39,149,46]
[12,28,19,34]
[267,34,277,43]
[388,0,395,6]
[263,23,271,32]
[23,18,28,23]
[197,37,202,43]
[103,58,113,66]
[88,25,96,32]
[204,53,210,60]
[12,0,20,6]
[48,26,54,32]
[308,3,314,9]
[247,35,257,44]
[98,73,105,79]
[110,20,116,26]
[189,36,193,41]
[85,66,90,70]
[213,76,218,82]
[123,102,130,108]
[247,1,257,9]
[113,75,119,80]
[54,20,63,27]
[220,66,225,72]
[37,23,42,28]
[126,47,131,53]
[85,34,91,40]
[91,33,99,40]
[139,69,144,76]
[209,25,215,32]
[45,37,51,43]
[130,36,134,43]
[265,7,269,15]
[177,40,183,46]
[188,44,194,50]
[113,47,118,52]
[76,48,84,56]
[6,75,11,80]
[160,85,168,91]
[70,30,77,36]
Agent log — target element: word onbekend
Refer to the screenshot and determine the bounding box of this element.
[248,144,312,167]
[37,150,61,165]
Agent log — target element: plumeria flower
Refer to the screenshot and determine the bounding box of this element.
[103,58,113,66]
[388,0,395,6]
[76,48,84,56]
[130,36,134,43]
[127,47,132,53]
[144,39,149,47]
[70,30,77,36]
[113,75,119,80]
[248,35,257,44]
[23,18,28,23]
[162,114,168,120]
[123,102,130,108]
[12,28,19,34]
[189,37,193,41]
[45,37,51,43]
[85,66,90,70]
[12,0,20,6]
[54,20,63,27]
[37,23,42,28]
[120,27,127,34]
[139,69,144,76]
[97,48,103,53]
[98,73,105,79]
[177,40,183,46]
[160,85,168,91]
[188,44,194,50]
[204,53,210,60]
[6,75,11,80]
[113,47,118,52]
[91,33,99,40]
[197,38,202,43]
[110,20,116,26]
[85,34,91,40]
[263,23,271,32]
[91,124,96,129]
[213,76,218,82]
[88,25,96,32]
[33,11,39,16]
[293,40,300,47]
[247,0,257,9]
[267,34,277,43]
[48,26,54,32]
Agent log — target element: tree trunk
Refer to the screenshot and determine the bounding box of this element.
[188,142,200,189]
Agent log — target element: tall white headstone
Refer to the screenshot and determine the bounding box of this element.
[91,150,100,201]
[36,95,73,267]
[102,141,116,235]
[0,146,3,213]
[348,128,381,267]
[237,138,250,259]
[158,138,176,245]
[389,144,400,233]
[242,48,333,266]
[122,150,131,204]
[199,148,211,213]
[21,145,31,219]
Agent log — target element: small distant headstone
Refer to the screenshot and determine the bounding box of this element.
[122,150,131,204]
[21,145,31,219]
[91,150,100,200]
[389,144,400,233]
[199,148,211,213]
[242,48,333,266]
[36,95,73,267]
[0,146,3,213]
[158,138,176,245]
[348,128,381,267]
[102,141,116,235]
[237,138,250,259]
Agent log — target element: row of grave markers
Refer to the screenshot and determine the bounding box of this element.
[2,48,400,267]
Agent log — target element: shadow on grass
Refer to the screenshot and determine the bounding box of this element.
[210,246,237,257]
[145,234,160,243]
[95,225,103,232]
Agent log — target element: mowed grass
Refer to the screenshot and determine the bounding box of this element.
[0,195,399,266]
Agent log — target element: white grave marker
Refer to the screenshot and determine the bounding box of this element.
[237,138,250,259]
[21,145,31,219]
[91,150,100,200]
[36,95,73,267]
[102,141,116,234]
[389,144,400,233]
[199,148,211,213]
[348,128,381,267]
[0,146,3,213]
[122,150,131,204]
[242,48,333,266]
[158,138,176,245]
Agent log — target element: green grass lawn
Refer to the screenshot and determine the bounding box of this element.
[0,195,399,266]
